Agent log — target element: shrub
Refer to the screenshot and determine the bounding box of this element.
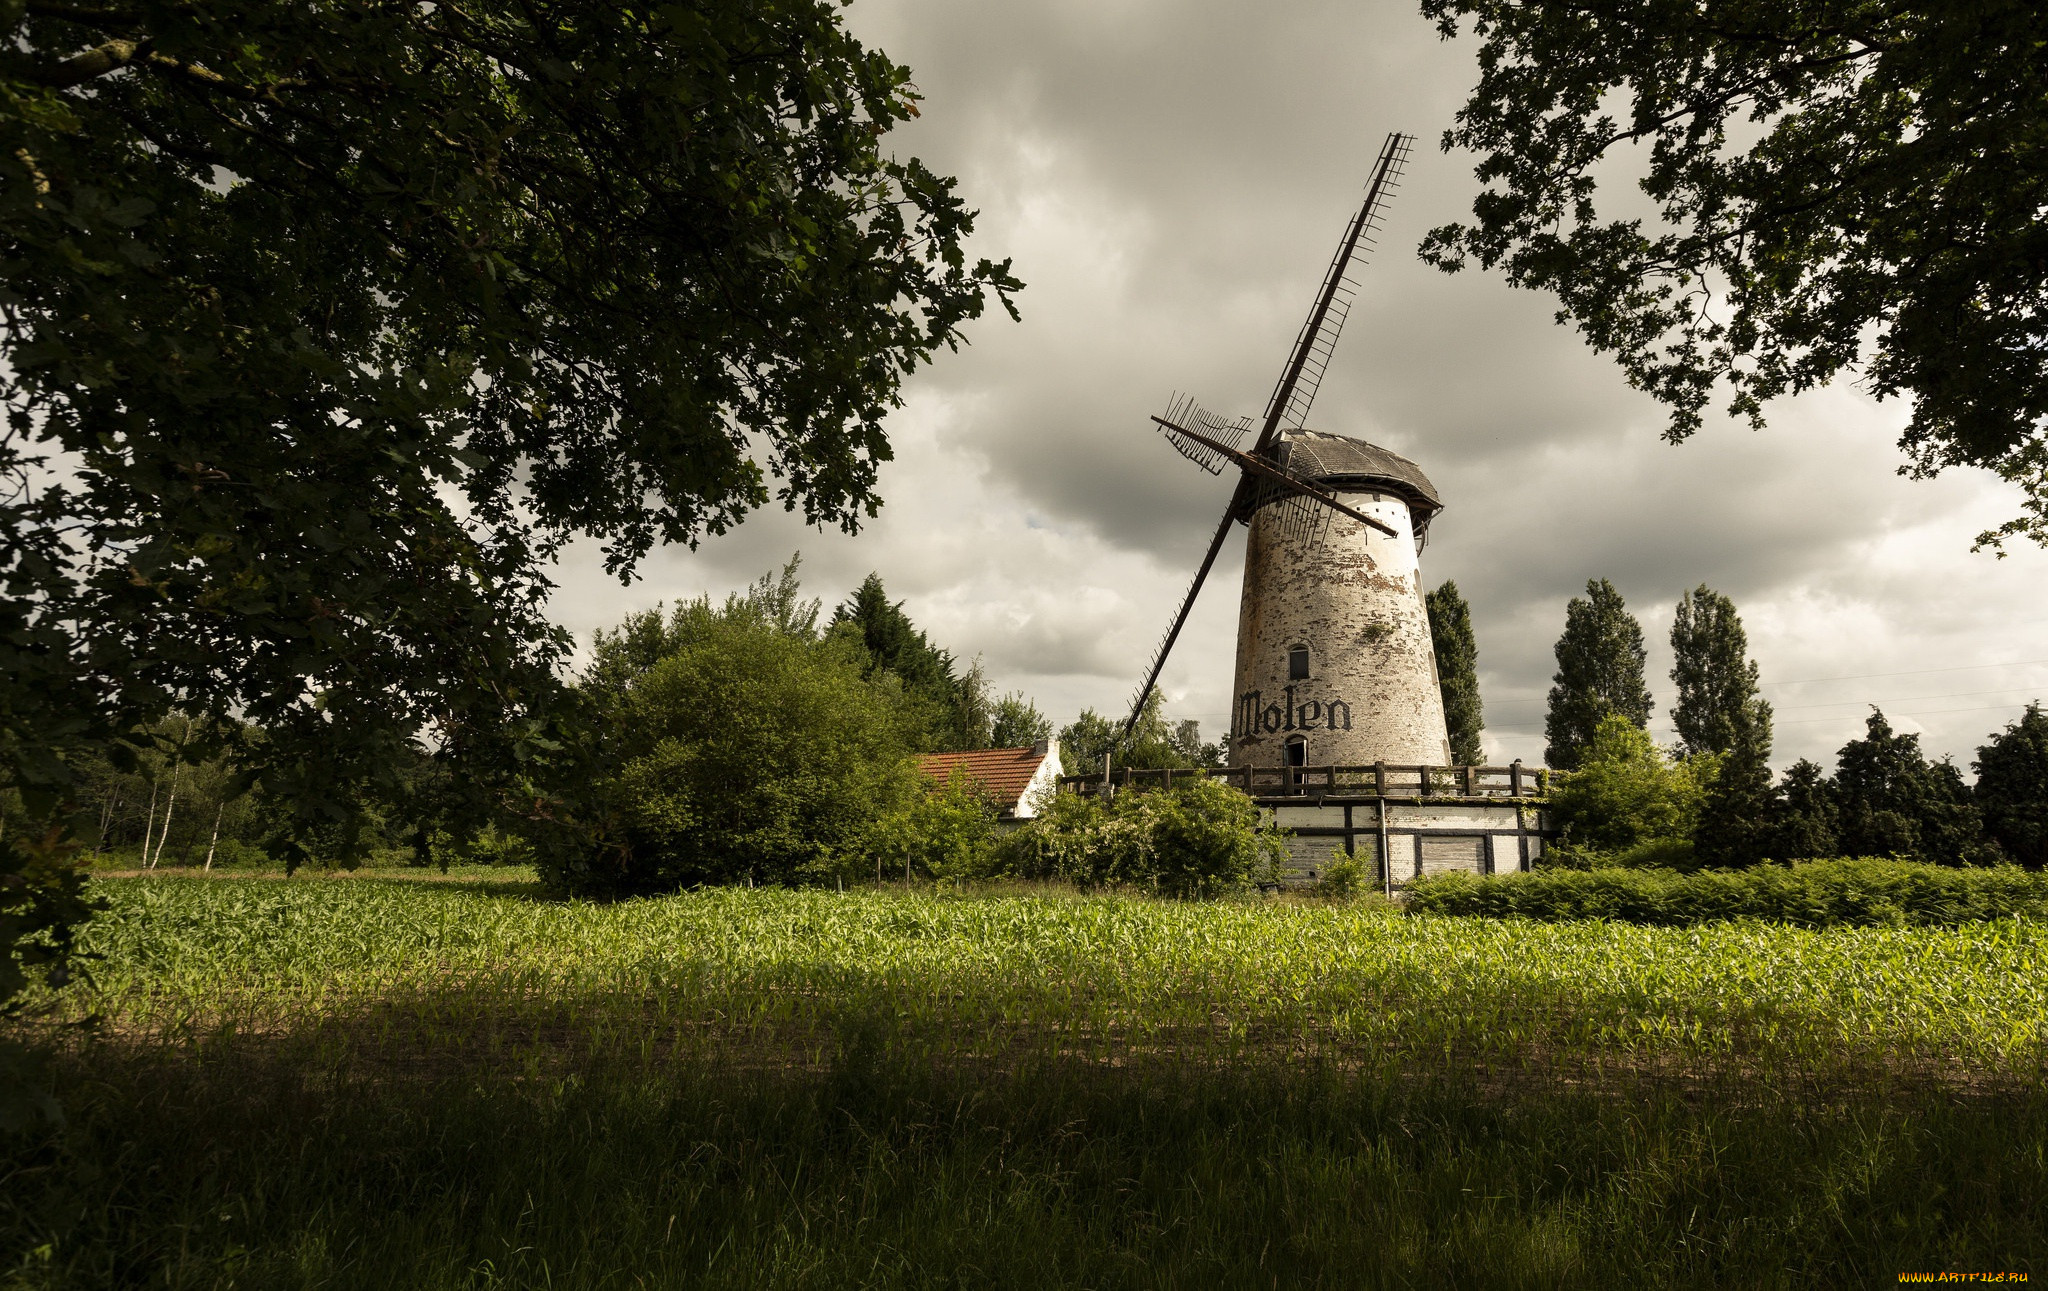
[1404,858,2048,929]
[1309,847,1372,899]
[868,768,1002,884]
[1541,836,1698,871]
[1141,778,1286,898]
[439,825,535,869]
[1549,715,1714,861]
[993,779,1284,898]
[989,790,1102,882]
[590,616,920,893]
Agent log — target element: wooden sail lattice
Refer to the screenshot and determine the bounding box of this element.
[1154,393,1255,476]
[1260,133,1412,440]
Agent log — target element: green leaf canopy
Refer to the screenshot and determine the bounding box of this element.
[0,0,1020,835]
[1423,0,2048,548]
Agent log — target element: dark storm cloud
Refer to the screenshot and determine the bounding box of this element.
[548,0,2048,771]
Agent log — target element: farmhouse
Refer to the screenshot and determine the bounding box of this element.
[915,738,1063,822]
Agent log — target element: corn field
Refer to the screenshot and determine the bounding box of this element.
[7,874,2045,1288]
[65,876,2048,1081]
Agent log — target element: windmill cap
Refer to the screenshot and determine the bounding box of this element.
[1278,429,1442,519]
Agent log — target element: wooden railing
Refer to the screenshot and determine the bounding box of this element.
[1056,762,1552,800]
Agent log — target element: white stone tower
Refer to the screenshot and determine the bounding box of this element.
[1228,429,1450,770]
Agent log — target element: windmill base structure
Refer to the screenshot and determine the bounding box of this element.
[1228,429,1451,770]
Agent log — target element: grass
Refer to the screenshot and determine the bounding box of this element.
[4,875,2046,1287]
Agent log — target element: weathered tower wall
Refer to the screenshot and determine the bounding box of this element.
[1228,490,1452,768]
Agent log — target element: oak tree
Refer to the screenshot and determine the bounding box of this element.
[0,0,1018,997]
[1423,0,2048,549]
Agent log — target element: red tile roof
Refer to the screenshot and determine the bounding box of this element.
[915,746,1051,814]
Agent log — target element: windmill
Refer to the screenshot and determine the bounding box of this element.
[1117,131,1453,773]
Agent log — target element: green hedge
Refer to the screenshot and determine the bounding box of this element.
[1403,859,2048,929]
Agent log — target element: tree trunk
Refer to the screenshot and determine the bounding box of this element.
[96,793,119,854]
[203,802,223,872]
[150,771,179,869]
[139,776,161,868]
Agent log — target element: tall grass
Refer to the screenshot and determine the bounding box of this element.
[5,875,2045,1287]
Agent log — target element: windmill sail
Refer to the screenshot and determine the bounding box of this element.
[1254,132,1412,451]
[1116,131,1413,750]
[1250,471,1337,550]
[1122,509,1238,742]
[1154,393,1255,476]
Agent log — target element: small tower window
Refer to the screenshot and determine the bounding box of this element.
[1285,736,1309,767]
[1288,644,1311,680]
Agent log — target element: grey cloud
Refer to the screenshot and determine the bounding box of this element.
[545,0,2048,774]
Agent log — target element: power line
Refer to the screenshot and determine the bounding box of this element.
[1486,659,2048,709]
[1777,702,2038,727]
[1760,658,2048,688]
[1490,704,2031,733]
[1774,685,2048,713]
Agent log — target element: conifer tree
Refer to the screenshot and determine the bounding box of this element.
[1669,586,1773,762]
[833,574,957,695]
[1975,703,2048,867]
[1833,710,1988,865]
[1693,737,1776,868]
[1771,760,1841,860]
[1544,579,1651,771]
[830,573,986,751]
[1426,581,1485,765]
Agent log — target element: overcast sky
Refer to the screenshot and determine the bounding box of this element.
[549,0,2048,774]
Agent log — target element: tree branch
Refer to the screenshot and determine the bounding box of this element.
[34,36,142,88]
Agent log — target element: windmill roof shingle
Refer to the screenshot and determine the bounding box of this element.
[1278,429,1442,519]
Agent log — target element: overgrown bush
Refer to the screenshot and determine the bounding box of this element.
[1405,858,2048,929]
[429,824,535,870]
[1309,847,1372,899]
[994,778,1284,898]
[1541,836,1698,872]
[867,768,1002,884]
[595,615,920,892]
[1548,715,1715,868]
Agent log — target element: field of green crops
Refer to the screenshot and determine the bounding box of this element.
[6,873,2047,1287]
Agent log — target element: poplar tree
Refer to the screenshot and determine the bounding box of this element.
[1669,586,1774,762]
[1426,581,1485,765]
[1673,585,1778,865]
[1544,579,1651,771]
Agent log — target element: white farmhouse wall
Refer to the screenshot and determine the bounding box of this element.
[1012,738,1062,820]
